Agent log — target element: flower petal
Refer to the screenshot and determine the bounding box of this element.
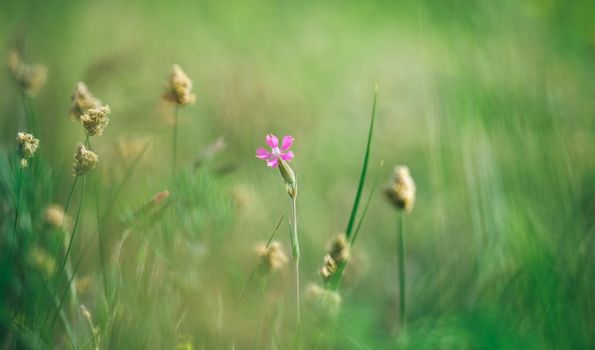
[256,147,271,159]
[281,151,294,161]
[266,134,279,148]
[266,158,279,167]
[281,135,294,151]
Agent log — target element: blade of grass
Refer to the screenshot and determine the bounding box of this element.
[329,86,379,291]
[351,160,384,246]
[344,85,378,240]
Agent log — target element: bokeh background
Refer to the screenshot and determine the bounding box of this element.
[1,0,594,348]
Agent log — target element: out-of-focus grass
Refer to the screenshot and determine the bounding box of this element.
[1,0,594,348]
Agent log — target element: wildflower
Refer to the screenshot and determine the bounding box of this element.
[73,144,98,176]
[256,134,297,198]
[16,132,39,168]
[70,82,101,120]
[255,134,294,168]
[255,241,289,273]
[384,165,416,212]
[81,105,111,136]
[305,283,342,316]
[163,64,195,106]
[7,50,47,96]
[44,204,68,229]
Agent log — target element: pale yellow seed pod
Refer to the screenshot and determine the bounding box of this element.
[384,165,416,212]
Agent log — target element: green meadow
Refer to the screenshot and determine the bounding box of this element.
[1,0,594,348]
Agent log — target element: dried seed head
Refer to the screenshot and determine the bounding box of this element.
[27,247,56,278]
[44,204,67,229]
[305,283,342,316]
[319,254,337,281]
[163,64,195,106]
[7,50,47,96]
[73,144,98,176]
[81,105,111,136]
[16,132,39,168]
[328,233,350,264]
[256,241,289,273]
[70,82,101,120]
[384,165,416,212]
[319,233,350,282]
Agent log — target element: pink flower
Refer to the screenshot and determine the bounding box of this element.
[256,134,294,167]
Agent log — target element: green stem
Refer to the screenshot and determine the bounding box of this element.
[12,164,23,238]
[172,105,180,184]
[290,197,301,326]
[397,212,405,325]
[58,176,86,297]
[20,88,36,135]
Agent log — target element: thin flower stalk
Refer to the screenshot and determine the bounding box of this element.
[256,134,301,326]
[384,165,416,326]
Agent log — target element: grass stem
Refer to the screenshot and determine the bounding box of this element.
[172,105,180,184]
[397,212,405,326]
[12,163,23,238]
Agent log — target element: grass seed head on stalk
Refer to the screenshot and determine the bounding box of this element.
[305,283,342,316]
[70,82,101,120]
[73,144,98,176]
[7,50,47,96]
[384,165,416,212]
[16,132,39,168]
[81,105,111,136]
[163,64,195,106]
[320,233,350,282]
[44,204,69,230]
[256,240,289,274]
[320,254,337,281]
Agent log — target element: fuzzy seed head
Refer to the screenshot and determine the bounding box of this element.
[70,82,101,120]
[256,241,289,273]
[7,50,47,96]
[384,165,416,212]
[73,144,98,176]
[28,247,56,278]
[305,283,342,316]
[44,204,67,229]
[81,105,111,136]
[163,64,195,106]
[320,254,337,281]
[16,132,39,168]
[328,233,350,264]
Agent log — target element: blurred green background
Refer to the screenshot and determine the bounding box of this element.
[1,0,594,348]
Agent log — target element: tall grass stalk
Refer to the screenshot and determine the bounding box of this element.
[58,176,87,305]
[290,197,301,326]
[396,213,405,325]
[12,162,23,238]
[172,105,180,183]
